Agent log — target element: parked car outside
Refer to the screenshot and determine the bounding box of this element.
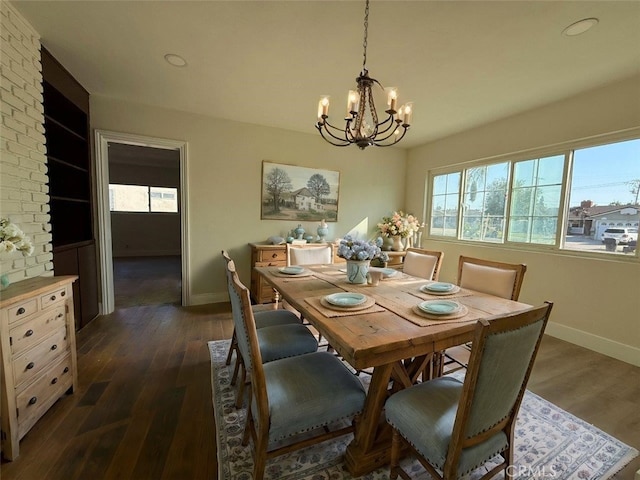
[600,227,638,245]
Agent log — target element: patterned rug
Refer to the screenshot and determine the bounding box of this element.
[209,340,637,480]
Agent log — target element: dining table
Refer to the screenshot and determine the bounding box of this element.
[255,263,532,476]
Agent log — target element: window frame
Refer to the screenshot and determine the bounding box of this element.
[425,128,640,260]
[108,183,180,214]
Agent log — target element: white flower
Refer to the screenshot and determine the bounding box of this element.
[0,218,34,257]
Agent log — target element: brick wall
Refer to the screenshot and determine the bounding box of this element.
[0,1,53,284]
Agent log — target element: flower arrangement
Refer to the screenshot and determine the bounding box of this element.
[0,218,34,256]
[337,235,389,262]
[377,211,420,238]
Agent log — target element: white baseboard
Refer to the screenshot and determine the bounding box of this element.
[545,321,640,367]
[188,291,228,306]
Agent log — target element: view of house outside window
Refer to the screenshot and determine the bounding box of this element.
[109,184,178,213]
[427,136,639,256]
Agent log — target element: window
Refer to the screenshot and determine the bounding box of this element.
[461,163,509,243]
[428,135,639,256]
[430,172,460,237]
[507,155,564,245]
[109,184,178,213]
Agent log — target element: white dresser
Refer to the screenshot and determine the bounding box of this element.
[0,276,78,460]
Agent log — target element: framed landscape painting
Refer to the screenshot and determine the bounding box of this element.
[261,161,340,221]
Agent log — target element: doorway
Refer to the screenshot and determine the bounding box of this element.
[95,130,189,315]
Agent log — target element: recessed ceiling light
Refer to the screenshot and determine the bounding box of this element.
[562,18,599,37]
[164,53,187,67]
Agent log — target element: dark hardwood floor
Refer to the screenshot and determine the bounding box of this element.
[1,257,638,479]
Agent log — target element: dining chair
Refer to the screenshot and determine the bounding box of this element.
[284,243,335,344]
[386,302,553,480]
[229,265,367,480]
[457,255,527,302]
[286,243,335,266]
[223,254,318,408]
[402,248,444,280]
[442,255,528,374]
[222,250,301,368]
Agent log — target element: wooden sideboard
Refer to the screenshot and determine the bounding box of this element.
[0,276,79,460]
[249,242,349,304]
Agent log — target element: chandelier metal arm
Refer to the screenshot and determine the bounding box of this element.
[316,119,353,146]
[372,126,408,147]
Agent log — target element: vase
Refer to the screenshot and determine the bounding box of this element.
[382,236,394,251]
[391,235,404,252]
[0,274,10,291]
[346,260,370,284]
[294,224,305,240]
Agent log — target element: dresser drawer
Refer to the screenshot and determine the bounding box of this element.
[7,299,38,325]
[12,328,69,388]
[39,286,69,310]
[17,354,73,437]
[255,259,286,268]
[255,249,286,263]
[9,306,66,356]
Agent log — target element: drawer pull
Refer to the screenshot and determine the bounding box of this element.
[50,295,56,301]
[26,362,35,370]
[28,397,37,406]
[51,344,58,351]
[51,377,58,384]
[26,329,34,337]
[271,253,278,258]
[61,291,66,297]
[57,313,64,319]
[17,307,26,315]
[63,366,69,373]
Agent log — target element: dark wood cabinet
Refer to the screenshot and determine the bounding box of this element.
[42,47,99,329]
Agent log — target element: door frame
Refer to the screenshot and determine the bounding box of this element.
[94,129,189,314]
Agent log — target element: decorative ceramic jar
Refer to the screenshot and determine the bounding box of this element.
[391,235,404,252]
[294,224,305,240]
[346,260,370,284]
[317,219,329,243]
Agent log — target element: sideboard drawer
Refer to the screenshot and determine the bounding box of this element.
[17,354,73,437]
[255,249,287,263]
[9,305,66,356]
[7,299,38,325]
[12,328,68,388]
[40,286,69,310]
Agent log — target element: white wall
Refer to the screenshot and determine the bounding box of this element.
[90,95,407,304]
[406,75,640,366]
[0,2,53,284]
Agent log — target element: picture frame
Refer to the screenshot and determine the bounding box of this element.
[261,161,340,222]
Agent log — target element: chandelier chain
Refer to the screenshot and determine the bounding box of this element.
[362,0,369,69]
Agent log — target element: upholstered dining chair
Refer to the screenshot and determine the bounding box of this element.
[402,248,444,280]
[442,255,528,374]
[457,255,527,302]
[229,265,367,480]
[386,302,553,480]
[223,253,318,408]
[284,243,335,344]
[222,250,301,367]
[286,243,335,266]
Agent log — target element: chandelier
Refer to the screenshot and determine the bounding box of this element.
[315,0,412,150]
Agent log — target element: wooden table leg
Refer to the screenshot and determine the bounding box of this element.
[344,362,394,476]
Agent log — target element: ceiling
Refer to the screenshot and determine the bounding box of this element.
[13,0,640,149]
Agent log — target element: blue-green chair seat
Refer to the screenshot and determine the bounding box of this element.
[255,351,366,444]
[386,376,507,475]
[257,323,318,363]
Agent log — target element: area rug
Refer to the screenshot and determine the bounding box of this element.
[209,340,637,480]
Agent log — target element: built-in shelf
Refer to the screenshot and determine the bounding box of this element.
[42,46,98,329]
